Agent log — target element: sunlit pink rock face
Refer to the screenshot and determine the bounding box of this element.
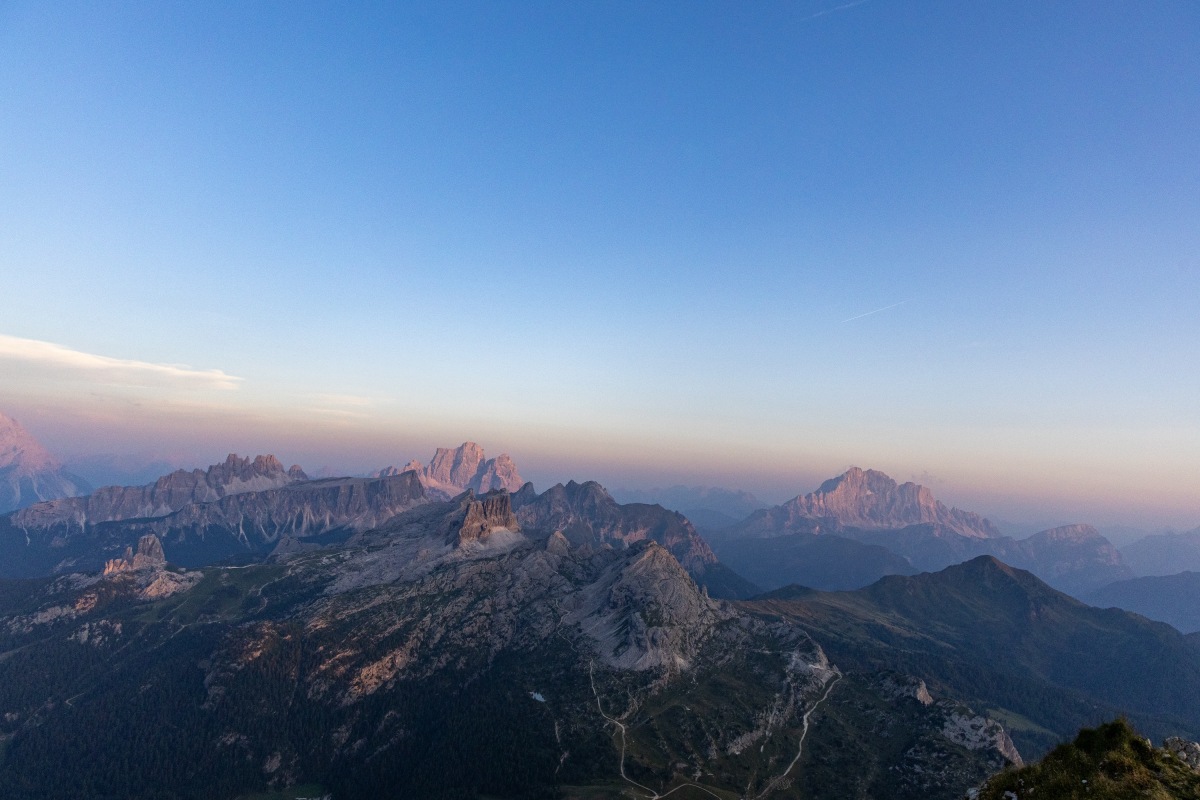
[0,411,90,513]
[378,443,525,498]
[739,466,1000,539]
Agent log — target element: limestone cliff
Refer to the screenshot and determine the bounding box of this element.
[375,442,525,497]
[737,466,1000,539]
[103,534,166,574]
[11,453,306,530]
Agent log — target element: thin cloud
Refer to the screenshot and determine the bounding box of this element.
[0,334,241,390]
[840,300,911,324]
[799,0,870,23]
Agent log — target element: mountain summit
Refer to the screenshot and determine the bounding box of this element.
[0,412,90,513]
[379,442,524,497]
[738,466,1000,539]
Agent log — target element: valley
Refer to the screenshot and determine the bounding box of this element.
[0,430,1197,798]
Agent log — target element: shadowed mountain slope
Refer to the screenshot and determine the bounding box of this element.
[710,530,917,591]
[512,479,758,598]
[744,556,1200,756]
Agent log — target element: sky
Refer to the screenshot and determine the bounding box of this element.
[1,1,1197,528]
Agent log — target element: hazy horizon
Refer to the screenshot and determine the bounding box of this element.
[2,2,1196,531]
[4,403,1192,533]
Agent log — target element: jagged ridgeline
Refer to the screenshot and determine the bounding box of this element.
[708,466,1132,597]
[0,474,1020,800]
[2,446,1200,799]
[0,446,754,599]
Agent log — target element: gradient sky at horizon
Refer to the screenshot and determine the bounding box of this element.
[1,1,1198,527]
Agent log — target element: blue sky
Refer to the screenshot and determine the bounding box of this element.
[1,1,1197,526]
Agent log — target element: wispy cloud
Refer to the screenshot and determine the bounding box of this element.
[840,300,911,324]
[799,0,870,23]
[0,334,241,390]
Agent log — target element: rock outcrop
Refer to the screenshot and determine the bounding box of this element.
[0,411,90,513]
[103,534,166,574]
[1166,736,1200,771]
[512,479,718,572]
[941,709,1023,766]
[455,491,519,546]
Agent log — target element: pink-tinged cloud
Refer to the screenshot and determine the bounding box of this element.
[0,334,241,390]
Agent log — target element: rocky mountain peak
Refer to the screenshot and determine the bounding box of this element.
[1031,523,1102,543]
[381,443,525,498]
[748,466,999,539]
[565,540,728,671]
[428,442,486,488]
[205,453,305,488]
[0,412,90,513]
[0,412,59,473]
[511,480,719,577]
[816,466,899,496]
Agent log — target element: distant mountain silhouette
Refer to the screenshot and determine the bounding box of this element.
[1087,571,1200,634]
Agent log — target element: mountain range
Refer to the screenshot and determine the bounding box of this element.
[0,431,1198,797]
[0,491,1025,800]
[735,467,1002,538]
[707,468,1134,596]
[0,444,748,600]
[4,496,1200,798]
[0,412,90,513]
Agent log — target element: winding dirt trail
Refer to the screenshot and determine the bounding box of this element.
[588,661,736,800]
[750,672,842,800]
